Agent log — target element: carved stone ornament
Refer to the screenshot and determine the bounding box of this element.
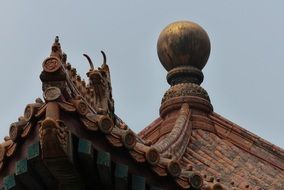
[56,120,69,153]
[44,86,61,101]
[39,118,69,158]
[162,83,210,103]
[42,56,61,73]
[84,52,115,115]
[166,66,204,85]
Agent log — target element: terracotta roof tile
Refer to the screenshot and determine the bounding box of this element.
[185,129,284,189]
[139,102,284,189]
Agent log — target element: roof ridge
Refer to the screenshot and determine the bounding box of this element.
[210,112,284,158]
[138,117,163,139]
[152,103,192,159]
[210,113,284,173]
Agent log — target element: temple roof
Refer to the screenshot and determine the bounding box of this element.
[0,21,283,190]
[139,107,284,189]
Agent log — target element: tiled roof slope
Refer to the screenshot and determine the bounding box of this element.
[139,106,284,189]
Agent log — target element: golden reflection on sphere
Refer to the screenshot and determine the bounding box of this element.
[157,21,210,71]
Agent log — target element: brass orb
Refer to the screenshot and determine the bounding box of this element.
[157,21,210,71]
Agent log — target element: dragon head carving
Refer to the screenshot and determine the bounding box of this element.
[84,52,115,116]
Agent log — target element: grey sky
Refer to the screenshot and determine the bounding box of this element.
[0,1,283,148]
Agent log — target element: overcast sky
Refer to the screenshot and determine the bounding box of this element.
[0,1,283,148]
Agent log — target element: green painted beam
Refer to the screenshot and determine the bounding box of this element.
[132,175,145,190]
[97,151,111,167]
[3,175,23,190]
[15,159,45,190]
[114,163,128,190]
[96,150,113,190]
[78,138,93,155]
[28,142,40,160]
[3,175,16,190]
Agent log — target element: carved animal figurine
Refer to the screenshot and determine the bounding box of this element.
[84,52,115,116]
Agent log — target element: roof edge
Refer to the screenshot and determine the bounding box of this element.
[210,112,284,170]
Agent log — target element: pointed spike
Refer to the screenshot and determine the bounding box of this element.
[83,54,95,70]
[101,51,107,66]
[55,36,59,43]
[50,36,63,59]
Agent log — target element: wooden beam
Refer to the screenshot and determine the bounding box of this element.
[15,159,44,190]
[3,175,16,190]
[96,150,113,190]
[132,175,145,190]
[114,163,128,190]
[77,138,100,189]
[40,130,85,190]
[27,142,57,190]
[44,157,84,189]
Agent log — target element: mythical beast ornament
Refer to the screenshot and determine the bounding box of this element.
[84,52,115,116]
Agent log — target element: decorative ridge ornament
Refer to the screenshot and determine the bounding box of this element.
[50,36,63,60]
[157,21,213,112]
[84,51,115,115]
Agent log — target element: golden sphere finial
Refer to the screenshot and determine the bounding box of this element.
[158,21,213,113]
[157,21,210,72]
